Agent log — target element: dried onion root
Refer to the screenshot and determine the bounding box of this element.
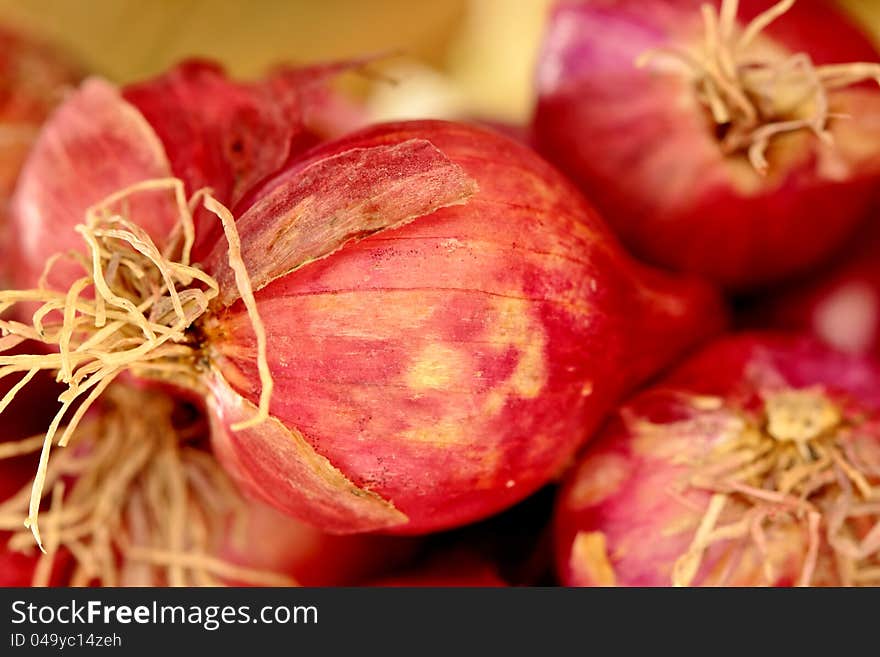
[672,387,880,587]
[637,0,880,173]
[0,177,273,558]
[0,384,296,586]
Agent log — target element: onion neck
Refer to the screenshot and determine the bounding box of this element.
[637,0,880,174]
[673,387,880,587]
[0,177,272,550]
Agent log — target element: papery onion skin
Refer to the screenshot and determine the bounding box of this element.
[554,333,880,587]
[746,220,880,358]
[204,119,726,535]
[0,25,81,266]
[533,0,880,289]
[11,61,349,292]
[122,60,363,262]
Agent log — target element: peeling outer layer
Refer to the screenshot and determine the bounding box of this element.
[122,60,300,213]
[555,333,880,587]
[10,77,178,292]
[12,61,355,291]
[203,120,726,535]
[533,0,880,289]
[122,59,363,262]
[208,376,408,533]
[204,138,479,303]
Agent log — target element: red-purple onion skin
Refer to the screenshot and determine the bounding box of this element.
[10,78,179,293]
[555,333,880,586]
[0,26,81,275]
[123,61,311,210]
[533,0,880,289]
[204,120,726,535]
[122,60,350,262]
[11,62,348,292]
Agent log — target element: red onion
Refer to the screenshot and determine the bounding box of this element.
[533,0,880,289]
[748,219,880,358]
[2,70,724,549]
[0,25,81,267]
[555,333,880,586]
[201,120,726,534]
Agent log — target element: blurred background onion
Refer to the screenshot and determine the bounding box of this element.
[0,0,876,126]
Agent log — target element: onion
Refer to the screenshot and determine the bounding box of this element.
[555,333,880,586]
[0,25,81,267]
[746,219,880,357]
[202,120,726,534]
[533,0,880,289]
[1,70,724,552]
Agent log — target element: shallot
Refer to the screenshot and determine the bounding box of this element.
[555,333,880,586]
[533,0,880,288]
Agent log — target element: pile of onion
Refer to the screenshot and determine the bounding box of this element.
[555,333,880,586]
[0,54,726,590]
[0,25,81,260]
[533,0,880,289]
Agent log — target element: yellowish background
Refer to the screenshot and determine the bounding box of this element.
[0,0,877,124]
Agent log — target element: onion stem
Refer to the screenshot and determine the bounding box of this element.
[0,176,273,558]
[637,0,880,174]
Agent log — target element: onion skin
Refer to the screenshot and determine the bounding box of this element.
[0,456,39,585]
[0,26,81,270]
[204,120,726,535]
[747,220,880,358]
[554,333,880,587]
[11,77,179,292]
[533,0,880,289]
[11,62,348,291]
[122,60,361,262]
